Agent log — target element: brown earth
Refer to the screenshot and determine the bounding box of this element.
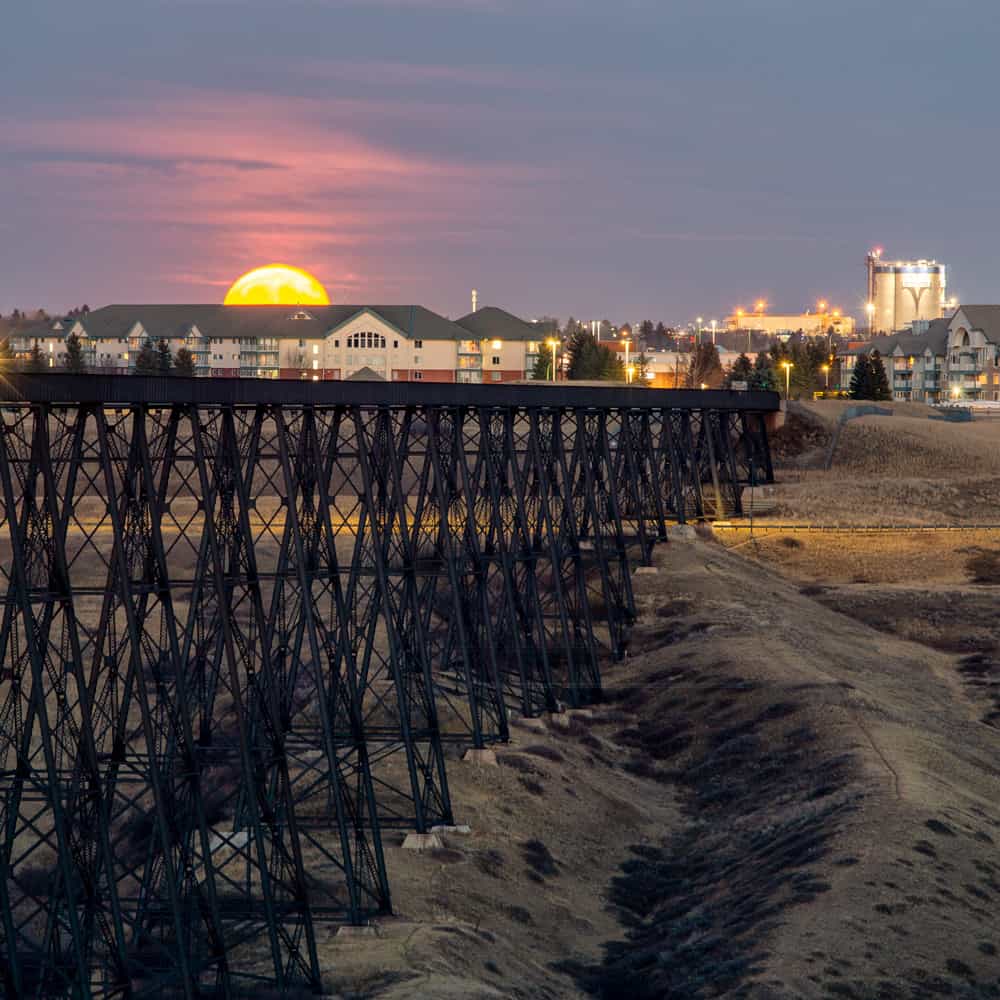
[317,526,1000,998]
[243,401,1000,998]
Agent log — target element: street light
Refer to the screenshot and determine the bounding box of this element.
[627,364,636,384]
[865,301,876,336]
[821,363,829,391]
[780,360,793,400]
[817,299,828,313]
[545,339,559,382]
[696,317,703,344]
[621,336,631,381]
[710,319,717,345]
[755,299,767,315]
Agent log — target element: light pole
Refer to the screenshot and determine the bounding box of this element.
[710,319,717,346]
[821,363,829,392]
[621,337,631,382]
[696,317,703,345]
[865,301,875,337]
[546,339,559,382]
[781,360,793,400]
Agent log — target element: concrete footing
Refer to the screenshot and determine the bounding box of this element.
[634,565,659,575]
[402,832,444,851]
[431,824,472,835]
[462,748,498,766]
[336,924,380,938]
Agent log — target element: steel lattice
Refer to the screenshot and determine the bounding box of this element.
[0,378,775,998]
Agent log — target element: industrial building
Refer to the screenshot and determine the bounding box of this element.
[724,309,855,339]
[865,248,951,335]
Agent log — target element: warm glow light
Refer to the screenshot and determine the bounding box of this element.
[832,308,841,318]
[491,339,503,350]
[817,299,828,311]
[755,299,767,313]
[224,264,331,306]
[865,302,876,315]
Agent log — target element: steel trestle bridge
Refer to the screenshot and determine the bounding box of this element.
[0,375,776,998]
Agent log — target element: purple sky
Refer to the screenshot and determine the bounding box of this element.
[2,0,998,323]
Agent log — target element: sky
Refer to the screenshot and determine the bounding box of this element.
[2,0,999,323]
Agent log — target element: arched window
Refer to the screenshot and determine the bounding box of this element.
[346,330,387,349]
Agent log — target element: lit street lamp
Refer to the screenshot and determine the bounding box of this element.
[781,360,793,400]
[710,319,717,345]
[621,336,631,382]
[696,317,703,345]
[821,363,830,392]
[546,339,559,382]
[865,301,876,336]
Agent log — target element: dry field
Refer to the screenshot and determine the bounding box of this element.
[320,534,1000,997]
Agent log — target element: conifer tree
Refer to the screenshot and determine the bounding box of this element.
[750,352,778,391]
[0,338,13,365]
[174,346,196,377]
[133,338,158,375]
[156,339,173,374]
[28,343,46,372]
[727,352,754,387]
[869,350,891,401]
[63,332,85,371]
[849,354,874,399]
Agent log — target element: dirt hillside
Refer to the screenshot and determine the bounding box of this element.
[319,531,1000,998]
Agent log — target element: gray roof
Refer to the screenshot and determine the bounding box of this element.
[842,318,949,358]
[955,305,1000,342]
[71,304,510,342]
[345,366,385,381]
[454,306,540,342]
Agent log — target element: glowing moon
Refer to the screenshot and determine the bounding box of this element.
[223,264,331,306]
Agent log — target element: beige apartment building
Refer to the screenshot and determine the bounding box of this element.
[13,304,543,383]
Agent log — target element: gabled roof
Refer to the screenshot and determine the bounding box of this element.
[454,306,540,342]
[345,366,385,381]
[954,306,1000,343]
[70,304,509,342]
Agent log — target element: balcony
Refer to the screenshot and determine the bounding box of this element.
[457,340,481,356]
[456,356,482,370]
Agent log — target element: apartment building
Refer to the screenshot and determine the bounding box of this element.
[12,303,544,383]
[836,306,1000,403]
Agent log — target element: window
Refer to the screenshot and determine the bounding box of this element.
[491,371,501,381]
[346,331,386,349]
[491,356,500,366]
[334,340,339,348]
[393,340,398,349]
[313,344,319,354]
[312,360,319,370]
[298,339,305,348]
[414,339,423,349]
[414,355,420,364]
[413,371,423,380]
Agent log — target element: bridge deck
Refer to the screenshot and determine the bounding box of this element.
[0,372,781,410]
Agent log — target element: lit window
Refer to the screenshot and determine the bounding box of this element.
[312,360,319,370]
[313,344,319,354]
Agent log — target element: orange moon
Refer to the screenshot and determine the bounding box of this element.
[223,264,331,305]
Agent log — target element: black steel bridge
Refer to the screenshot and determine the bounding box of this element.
[0,374,777,998]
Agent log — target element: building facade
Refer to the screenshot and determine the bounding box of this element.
[12,304,544,383]
[836,306,1000,403]
[725,311,855,339]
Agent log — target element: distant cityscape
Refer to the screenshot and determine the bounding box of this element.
[1,246,993,402]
